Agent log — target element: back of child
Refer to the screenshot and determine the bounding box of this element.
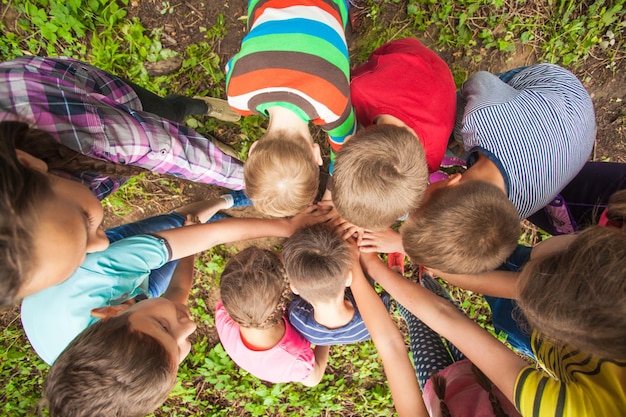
[217,247,328,385]
[512,213,626,416]
[333,38,457,230]
[401,64,596,275]
[284,223,371,345]
[226,0,356,217]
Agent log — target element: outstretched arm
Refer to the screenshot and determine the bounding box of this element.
[360,252,528,405]
[348,243,427,417]
[431,269,520,299]
[157,205,335,260]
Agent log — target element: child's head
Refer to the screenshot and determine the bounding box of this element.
[0,121,109,305]
[283,223,352,304]
[220,246,292,329]
[518,227,626,359]
[244,132,321,218]
[43,297,196,417]
[333,124,428,230]
[401,179,519,274]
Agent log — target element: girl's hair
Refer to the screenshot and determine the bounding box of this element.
[0,121,53,305]
[12,121,146,178]
[517,191,626,359]
[220,246,292,329]
[41,312,176,417]
[0,120,147,305]
[430,365,510,417]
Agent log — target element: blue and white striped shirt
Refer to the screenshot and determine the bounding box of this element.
[455,64,596,218]
[288,291,370,345]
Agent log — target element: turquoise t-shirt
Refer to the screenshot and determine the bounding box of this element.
[20,234,170,365]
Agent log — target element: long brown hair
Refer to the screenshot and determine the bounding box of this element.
[13,121,146,178]
[0,121,52,305]
[517,197,626,359]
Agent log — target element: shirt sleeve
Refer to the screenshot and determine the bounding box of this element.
[81,235,170,276]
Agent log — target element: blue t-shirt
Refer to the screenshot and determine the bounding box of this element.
[455,63,596,218]
[20,235,170,365]
[288,290,370,345]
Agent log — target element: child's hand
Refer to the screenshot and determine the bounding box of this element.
[289,204,335,231]
[345,236,361,265]
[359,228,403,254]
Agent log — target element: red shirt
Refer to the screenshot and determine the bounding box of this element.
[350,38,457,173]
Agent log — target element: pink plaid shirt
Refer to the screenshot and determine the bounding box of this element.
[0,56,244,199]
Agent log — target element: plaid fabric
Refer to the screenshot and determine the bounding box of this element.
[0,56,244,199]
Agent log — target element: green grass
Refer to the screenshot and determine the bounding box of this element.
[0,0,616,415]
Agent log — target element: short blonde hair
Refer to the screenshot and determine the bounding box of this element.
[333,125,428,230]
[244,133,319,218]
[401,181,519,274]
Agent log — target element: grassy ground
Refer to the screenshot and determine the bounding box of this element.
[0,0,624,415]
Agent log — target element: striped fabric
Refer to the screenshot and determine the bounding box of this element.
[288,291,371,345]
[455,64,596,219]
[226,0,356,154]
[514,331,626,417]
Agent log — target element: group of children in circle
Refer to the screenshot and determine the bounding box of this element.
[1,0,624,416]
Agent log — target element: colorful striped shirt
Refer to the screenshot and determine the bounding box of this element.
[514,331,626,417]
[0,56,244,200]
[226,0,356,170]
[455,64,596,219]
[288,291,371,345]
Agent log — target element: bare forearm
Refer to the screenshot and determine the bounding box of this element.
[435,270,519,299]
[350,266,426,417]
[301,345,330,387]
[162,255,194,304]
[157,217,293,260]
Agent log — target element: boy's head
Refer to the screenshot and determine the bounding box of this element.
[333,124,429,230]
[43,297,196,417]
[244,132,322,218]
[220,246,291,329]
[401,179,519,274]
[0,121,109,306]
[283,223,352,304]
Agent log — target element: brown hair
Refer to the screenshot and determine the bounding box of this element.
[333,124,429,230]
[517,225,626,359]
[42,313,177,417]
[401,181,519,274]
[244,133,319,218]
[0,121,146,306]
[606,189,626,224]
[0,121,52,306]
[220,246,292,329]
[282,223,352,304]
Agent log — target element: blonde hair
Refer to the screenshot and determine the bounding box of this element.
[517,193,626,359]
[220,247,292,329]
[244,133,319,218]
[333,124,428,230]
[401,181,519,274]
[283,223,352,304]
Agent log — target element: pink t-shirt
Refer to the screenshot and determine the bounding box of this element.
[215,300,315,383]
[423,359,522,417]
[350,38,457,173]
